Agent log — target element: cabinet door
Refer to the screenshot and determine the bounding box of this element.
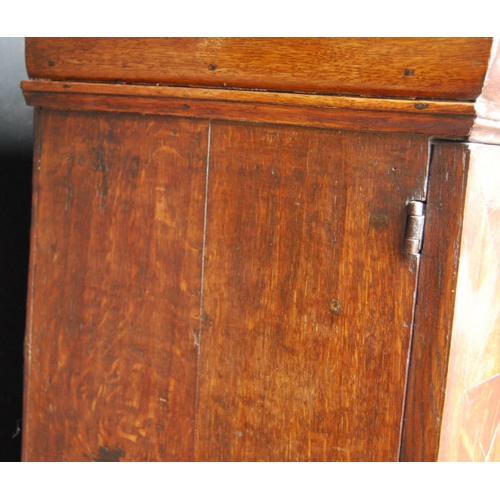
[24,110,209,461]
[24,114,430,462]
[195,122,429,461]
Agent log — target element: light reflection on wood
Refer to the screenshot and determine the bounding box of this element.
[438,144,500,462]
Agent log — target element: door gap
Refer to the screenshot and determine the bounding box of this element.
[397,140,433,461]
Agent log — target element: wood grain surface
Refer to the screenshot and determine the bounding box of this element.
[23,110,209,461]
[438,144,500,462]
[24,114,432,461]
[21,81,475,116]
[25,38,493,100]
[195,122,430,461]
[21,37,500,462]
[22,109,42,459]
[21,81,475,138]
[400,142,470,461]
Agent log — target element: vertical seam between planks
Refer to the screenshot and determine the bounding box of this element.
[193,118,212,458]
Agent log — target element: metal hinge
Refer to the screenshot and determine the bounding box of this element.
[403,201,426,255]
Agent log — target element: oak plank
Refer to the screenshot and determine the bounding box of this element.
[195,122,430,461]
[22,85,475,138]
[21,80,475,116]
[25,38,493,100]
[23,110,208,461]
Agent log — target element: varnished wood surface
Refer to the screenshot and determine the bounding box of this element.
[24,111,433,461]
[22,109,42,459]
[438,144,500,462]
[471,38,500,145]
[21,81,475,138]
[23,38,500,461]
[195,122,429,461]
[23,110,209,461]
[25,38,493,100]
[21,81,475,116]
[400,142,470,462]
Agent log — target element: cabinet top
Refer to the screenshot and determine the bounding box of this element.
[26,38,493,101]
[23,38,500,144]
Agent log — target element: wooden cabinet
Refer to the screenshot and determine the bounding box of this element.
[21,38,500,461]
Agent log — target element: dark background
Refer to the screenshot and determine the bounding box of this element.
[0,37,33,461]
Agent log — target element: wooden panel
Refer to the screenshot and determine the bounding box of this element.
[195,122,430,461]
[25,38,493,100]
[21,80,476,138]
[23,110,208,461]
[400,142,470,461]
[21,109,42,461]
[21,80,476,117]
[438,144,500,462]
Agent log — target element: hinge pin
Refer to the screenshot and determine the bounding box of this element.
[404,201,426,255]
